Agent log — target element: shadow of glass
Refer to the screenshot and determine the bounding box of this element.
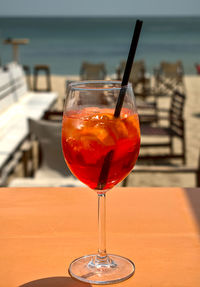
[19,276,92,287]
[184,188,200,235]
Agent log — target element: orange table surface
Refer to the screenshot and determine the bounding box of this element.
[0,187,200,287]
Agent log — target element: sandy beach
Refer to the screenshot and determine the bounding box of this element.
[29,74,200,187]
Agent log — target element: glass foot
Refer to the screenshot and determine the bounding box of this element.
[68,254,135,285]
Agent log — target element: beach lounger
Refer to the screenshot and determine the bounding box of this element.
[116,60,151,100]
[33,64,52,92]
[0,62,58,185]
[154,61,185,95]
[139,90,186,164]
[80,61,107,80]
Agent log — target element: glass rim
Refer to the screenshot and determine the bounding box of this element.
[67,80,132,91]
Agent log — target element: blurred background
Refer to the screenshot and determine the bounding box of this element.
[0,0,200,75]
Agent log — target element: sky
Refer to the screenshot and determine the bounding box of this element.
[0,0,200,17]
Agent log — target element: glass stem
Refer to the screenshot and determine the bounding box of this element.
[97,193,107,260]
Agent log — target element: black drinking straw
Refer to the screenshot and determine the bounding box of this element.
[97,19,143,190]
[114,19,143,118]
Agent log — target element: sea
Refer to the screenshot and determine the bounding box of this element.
[0,16,200,75]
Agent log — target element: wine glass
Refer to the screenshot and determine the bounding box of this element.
[62,80,140,284]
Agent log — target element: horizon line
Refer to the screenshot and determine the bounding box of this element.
[0,14,200,18]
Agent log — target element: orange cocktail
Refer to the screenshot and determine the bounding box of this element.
[62,81,141,284]
[62,107,140,190]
